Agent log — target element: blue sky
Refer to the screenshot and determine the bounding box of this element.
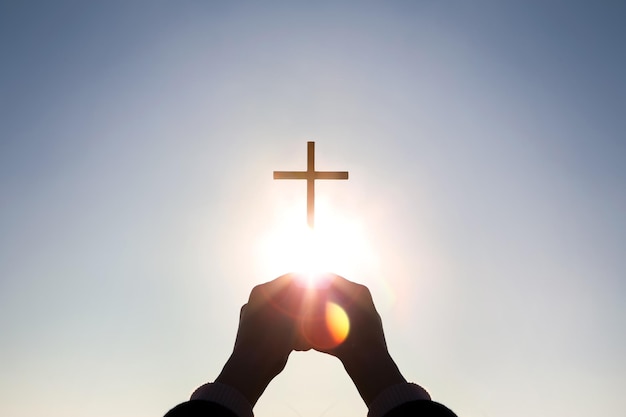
[1,2,624,416]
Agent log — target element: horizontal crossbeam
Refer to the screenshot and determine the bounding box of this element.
[273,141,348,228]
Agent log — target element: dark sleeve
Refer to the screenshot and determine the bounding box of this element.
[384,400,458,417]
[164,399,458,417]
[164,400,238,417]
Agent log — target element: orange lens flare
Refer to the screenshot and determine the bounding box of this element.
[300,300,350,350]
[325,302,350,345]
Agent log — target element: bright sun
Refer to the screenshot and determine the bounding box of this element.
[256,197,378,284]
[255,196,382,349]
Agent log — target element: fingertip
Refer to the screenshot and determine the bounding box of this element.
[277,272,299,283]
[294,346,313,352]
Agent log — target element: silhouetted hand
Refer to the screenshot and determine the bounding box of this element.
[167,274,456,417]
[300,274,408,406]
[211,274,415,408]
[215,274,310,406]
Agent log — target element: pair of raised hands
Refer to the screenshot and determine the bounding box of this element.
[214,274,408,407]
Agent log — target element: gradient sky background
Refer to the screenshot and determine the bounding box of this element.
[1,1,624,417]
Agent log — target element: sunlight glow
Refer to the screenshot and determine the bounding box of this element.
[256,197,378,284]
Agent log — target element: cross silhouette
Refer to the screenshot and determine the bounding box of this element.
[274,141,349,229]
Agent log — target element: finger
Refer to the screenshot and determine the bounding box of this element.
[264,274,310,318]
[293,334,312,352]
[248,274,296,307]
[239,303,247,320]
[331,276,375,307]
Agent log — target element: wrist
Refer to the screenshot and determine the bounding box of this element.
[190,382,253,417]
[341,349,407,406]
[367,382,431,417]
[215,349,285,406]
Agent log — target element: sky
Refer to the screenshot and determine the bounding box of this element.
[1,1,625,416]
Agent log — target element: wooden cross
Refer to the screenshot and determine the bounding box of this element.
[274,141,349,229]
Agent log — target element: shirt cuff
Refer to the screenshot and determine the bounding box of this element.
[367,382,432,417]
[190,382,253,417]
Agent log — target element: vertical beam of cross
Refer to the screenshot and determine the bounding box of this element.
[273,141,349,229]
